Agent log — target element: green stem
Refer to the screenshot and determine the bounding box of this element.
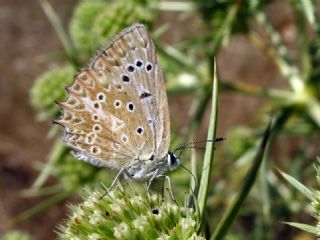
[254,11,304,92]
[40,0,80,67]
[220,81,293,100]
[21,184,63,198]
[32,140,68,188]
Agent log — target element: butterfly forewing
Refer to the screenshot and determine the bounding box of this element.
[55,23,170,169]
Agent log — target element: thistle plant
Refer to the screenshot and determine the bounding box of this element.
[69,0,156,62]
[22,0,320,238]
[30,65,76,120]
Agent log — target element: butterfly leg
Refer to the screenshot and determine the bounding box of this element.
[146,168,160,192]
[157,175,177,204]
[100,168,130,199]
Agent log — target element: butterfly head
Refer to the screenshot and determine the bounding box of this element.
[167,152,181,171]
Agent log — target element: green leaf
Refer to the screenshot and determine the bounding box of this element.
[285,222,320,235]
[197,58,219,220]
[278,169,315,201]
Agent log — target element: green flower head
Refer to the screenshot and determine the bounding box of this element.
[59,188,204,239]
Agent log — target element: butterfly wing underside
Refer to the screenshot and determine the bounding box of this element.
[55,23,170,169]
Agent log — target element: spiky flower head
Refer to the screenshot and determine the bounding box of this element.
[69,0,156,61]
[59,188,204,239]
[69,0,108,59]
[30,65,76,120]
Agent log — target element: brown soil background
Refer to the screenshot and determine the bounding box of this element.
[0,0,318,239]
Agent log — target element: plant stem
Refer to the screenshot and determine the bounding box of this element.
[40,0,80,67]
[32,140,68,188]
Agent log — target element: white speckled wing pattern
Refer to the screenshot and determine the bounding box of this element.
[55,23,170,169]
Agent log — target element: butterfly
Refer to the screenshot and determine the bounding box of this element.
[54,23,181,190]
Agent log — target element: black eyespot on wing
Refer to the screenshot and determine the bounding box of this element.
[139,92,152,99]
[136,60,143,67]
[146,63,152,71]
[122,75,130,82]
[136,127,143,134]
[127,65,135,72]
[94,102,100,109]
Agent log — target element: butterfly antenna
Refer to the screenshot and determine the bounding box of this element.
[173,138,225,153]
[177,146,206,158]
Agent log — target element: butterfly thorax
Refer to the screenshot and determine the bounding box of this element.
[126,152,180,181]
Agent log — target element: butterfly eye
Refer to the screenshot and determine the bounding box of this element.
[167,153,180,170]
[170,155,176,165]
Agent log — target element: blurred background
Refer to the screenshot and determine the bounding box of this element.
[0,0,319,239]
